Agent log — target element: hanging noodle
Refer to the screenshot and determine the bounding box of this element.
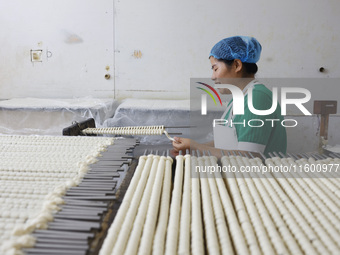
[99,152,340,255]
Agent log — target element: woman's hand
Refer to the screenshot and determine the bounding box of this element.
[172,137,193,156]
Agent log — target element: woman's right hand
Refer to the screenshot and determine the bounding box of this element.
[172,137,192,155]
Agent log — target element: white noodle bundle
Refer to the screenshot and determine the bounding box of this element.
[82,126,165,136]
[224,155,261,255]
[112,155,159,255]
[270,157,340,254]
[177,154,191,255]
[240,156,291,255]
[190,156,204,255]
[152,156,173,254]
[99,155,148,255]
[234,156,275,255]
[138,156,166,255]
[216,156,249,255]
[197,156,220,255]
[265,158,323,254]
[165,155,184,255]
[204,156,234,255]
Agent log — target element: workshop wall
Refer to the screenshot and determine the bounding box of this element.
[0,0,115,99]
[1,0,339,99]
[114,0,340,99]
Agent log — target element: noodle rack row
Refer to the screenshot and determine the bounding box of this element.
[0,135,115,255]
[100,153,340,255]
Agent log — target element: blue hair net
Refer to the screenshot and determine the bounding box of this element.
[209,36,262,63]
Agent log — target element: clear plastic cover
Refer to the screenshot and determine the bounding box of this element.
[103,99,193,145]
[0,97,118,136]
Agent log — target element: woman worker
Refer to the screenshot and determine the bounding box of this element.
[172,36,287,157]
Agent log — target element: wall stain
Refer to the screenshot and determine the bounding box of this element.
[64,33,83,44]
[133,50,142,59]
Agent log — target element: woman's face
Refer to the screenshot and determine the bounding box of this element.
[210,56,250,94]
[210,56,237,94]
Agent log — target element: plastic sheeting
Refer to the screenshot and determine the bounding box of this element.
[103,98,222,145]
[324,144,340,153]
[0,97,118,136]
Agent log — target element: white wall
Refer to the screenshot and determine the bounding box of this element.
[114,0,340,99]
[0,0,114,99]
[1,0,340,99]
